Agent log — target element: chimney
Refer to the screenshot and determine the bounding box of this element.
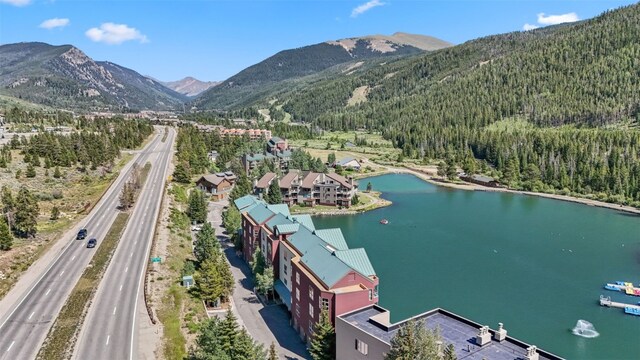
[525,346,539,360]
[494,322,507,342]
[475,326,491,347]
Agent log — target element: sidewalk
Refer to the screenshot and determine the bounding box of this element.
[207,200,309,360]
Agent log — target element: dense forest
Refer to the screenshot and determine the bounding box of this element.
[269,4,640,206]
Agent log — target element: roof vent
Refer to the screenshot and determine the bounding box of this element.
[494,322,507,342]
[525,346,539,360]
[475,325,491,346]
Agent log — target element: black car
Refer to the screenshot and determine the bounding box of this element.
[76,228,88,240]
[86,238,97,248]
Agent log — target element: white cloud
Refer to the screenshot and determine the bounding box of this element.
[351,0,385,18]
[39,18,70,30]
[523,23,539,31]
[85,22,148,45]
[0,0,31,6]
[536,12,579,25]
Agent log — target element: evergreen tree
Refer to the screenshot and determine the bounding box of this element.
[231,173,253,202]
[445,157,457,180]
[187,189,208,224]
[196,257,224,305]
[192,317,230,360]
[173,162,192,183]
[327,152,336,165]
[234,328,266,360]
[14,187,39,238]
[268,343,278,360]
[1,185,15,228]
[194,222,218,263]
[0,218,13,251]
[25,163,36,178]
[220,309,239,356]
[385,319,442,360]
[50,206,60,221]
[309,309,336,360]
[53,166,62,179]
[444,343,457,360]
[266,180,282,204]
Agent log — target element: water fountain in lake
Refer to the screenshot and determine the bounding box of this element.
[572,319,599,338]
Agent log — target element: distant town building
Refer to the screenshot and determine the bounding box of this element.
[461,174,500,188]
[208,150,219,162]
[333,157,362,171]
[234,195,378,343]
[195,172,237,200]
[337,305,563,360]
[254,172,278,196]
[219,128,272,140]
[254,171,358,208]
[242,151,292,174]
[267,136,289,153]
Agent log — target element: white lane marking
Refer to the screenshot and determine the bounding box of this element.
[130,252,133,258]
[134,240,137,244]
[113,307,117,315]
[45,288,51,296]
[125,267,128,273]
[102,213,106,219]
[143,212,147,216]
[6,341,14,352]
[120,284,123,291]
[106,335,110,346]
[59,270,65,277]
[28,312,35,320]
[71,255,76,261]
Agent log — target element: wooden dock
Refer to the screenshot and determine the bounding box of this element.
[599,295,640,315]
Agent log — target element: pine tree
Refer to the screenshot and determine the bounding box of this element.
[233,328,266,360]
[194,222,218,263]
[444,343,457,360]
[192,317,229,360]
[385,319,442,360]
[50,206,60,221]
[268,342,278,360]
[309,309,336,360]
[173,162,191,183]
[220,309,239,356]
[14,187,39,238]
[251,248,266,276]
[0,218,13,251]
[327,152,336,165]
[255,266,274,296]
[187,189,208,224]
[53,166,62,179]
[266,180,282,204]
[196,257,224,306]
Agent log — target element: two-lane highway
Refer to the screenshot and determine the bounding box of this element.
[0,127,168,360]
[74,127,174,360]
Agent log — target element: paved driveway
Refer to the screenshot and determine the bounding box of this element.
[208,200,310,359]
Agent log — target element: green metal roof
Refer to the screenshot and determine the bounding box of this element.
[247,204,276,224]
[290,214,315,231]
[267,204,290,217]
[315,229,348,251]
[300,244,352,288]
[275,223,300,235]
[265,213,292,232]
[234,195,260,211]
[335,248,376,276]
[288,226,322,254]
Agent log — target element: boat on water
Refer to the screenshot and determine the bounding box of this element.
[604,281,640,296]
[624,307,640,316]
[379,219,389,225]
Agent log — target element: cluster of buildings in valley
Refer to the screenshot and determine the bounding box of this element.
[233,194,563,360]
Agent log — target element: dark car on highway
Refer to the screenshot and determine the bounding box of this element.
[86,238,97,248]
[77,228,88,240]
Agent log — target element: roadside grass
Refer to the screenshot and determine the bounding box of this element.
[0,153,133,300]
[36,212,130,360]
[36,163,150,360]
[154,186,207,359]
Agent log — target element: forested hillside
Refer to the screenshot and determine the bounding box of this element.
[277,4,640,206]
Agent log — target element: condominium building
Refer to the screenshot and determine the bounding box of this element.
[234,195,378,342]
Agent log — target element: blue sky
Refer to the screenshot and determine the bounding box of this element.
[0,0,636,81]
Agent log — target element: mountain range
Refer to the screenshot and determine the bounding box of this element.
[0,42,188,111]
[193,33,452,109]
[160,77,220,97]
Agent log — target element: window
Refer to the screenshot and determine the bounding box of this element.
[296,288,300,301]
[284,264,288,275]
[309,286,314,300]
[296,272,300,284]
[284,278,287,285]
[308,321,314,336]
[320,298,329,311]
[373,285,379,298]
[368,289,373,301]
[355,339,368,355]
[309,303,314,318]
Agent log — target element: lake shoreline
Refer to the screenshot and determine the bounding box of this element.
[359,166,640,216]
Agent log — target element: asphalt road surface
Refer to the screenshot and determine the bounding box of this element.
[73,127,174,360]
[0,127,171,360]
